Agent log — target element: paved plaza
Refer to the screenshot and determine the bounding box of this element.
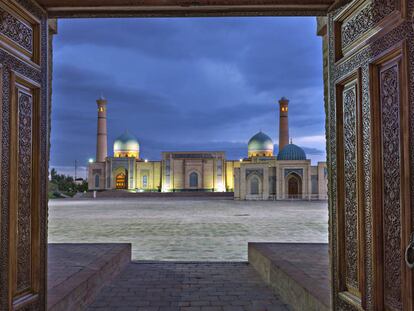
[48,198,328,261]
[87,262,289,311]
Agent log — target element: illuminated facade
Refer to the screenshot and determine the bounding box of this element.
[88,96,327,200]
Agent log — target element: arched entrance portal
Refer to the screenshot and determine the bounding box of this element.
[250,176,260,195]
[287,173,302,199]
[116,172,128,189]
[189,171,199,188]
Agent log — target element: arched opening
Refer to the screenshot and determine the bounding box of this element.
[189,172,199,188]
[250,176,260,195]
[287,173,302,199]
[8,2,411,310]
[142,175,148,188]
[116,172,128,189]
[94,174,100,188]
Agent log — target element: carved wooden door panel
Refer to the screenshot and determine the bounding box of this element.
[328,0,414,310]
[287,175,300,198]
[0,1,48,311]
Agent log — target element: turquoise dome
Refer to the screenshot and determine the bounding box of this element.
[248,131,274,154]
[113,131,139,153]
[277,143,306,160]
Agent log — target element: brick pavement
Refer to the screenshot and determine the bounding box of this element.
[87,262,289,311]
[49,199,327,261]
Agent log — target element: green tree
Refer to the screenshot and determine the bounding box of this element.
[49,168,87,198]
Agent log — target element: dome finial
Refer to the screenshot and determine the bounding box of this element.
[290,138,293,144]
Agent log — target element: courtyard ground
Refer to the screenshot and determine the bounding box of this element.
[48,198,328,261]
[87,262,290,311]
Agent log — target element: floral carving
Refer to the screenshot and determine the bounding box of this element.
[0,8,33,53]
[0,1,48,310]
[380,65,402,310]
[341,0,395,49]
[327,5,413,311]
[343,85,359,290]
[361,64,373,306]
[16,91,32,293]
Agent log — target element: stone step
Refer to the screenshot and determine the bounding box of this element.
[248,242,330,311]
[47,243,131,311]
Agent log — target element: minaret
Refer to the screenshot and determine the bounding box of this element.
[278,97,289,152]
[96,96,108,162]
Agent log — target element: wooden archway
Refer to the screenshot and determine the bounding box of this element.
[1,1,413,310]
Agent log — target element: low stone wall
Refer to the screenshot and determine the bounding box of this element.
[47,243,131,311]
[82,190,234,199]
[248,243,330,311]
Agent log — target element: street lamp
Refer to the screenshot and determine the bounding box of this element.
[88,158,94,163]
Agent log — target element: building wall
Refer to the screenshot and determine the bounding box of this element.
[88,152,328,200]
[238,163,270,200]
[88,162,106,190]
[311,166,319,196]
[233,168,241,199]
[276,160,310,200]
[136,161,161,191]
[161,151,225,191]
[225,160,241,191]
[108,157,137,189]
[233,159,327,200]
[317,162,328,200]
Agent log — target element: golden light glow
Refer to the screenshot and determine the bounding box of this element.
[114,151,139,158]
[98,107,105,112]
[216,182,225,192]
[281,107,288,112]
[248,151,273,158]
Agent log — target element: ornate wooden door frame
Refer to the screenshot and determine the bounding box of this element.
[370,43,413,310]
[327,0,414,309]
[0,0,413,310]
[0,1,49,310]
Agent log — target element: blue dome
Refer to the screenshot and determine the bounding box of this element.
[248,131,274,155]
[277,143,306,161]
[113,131,139,153]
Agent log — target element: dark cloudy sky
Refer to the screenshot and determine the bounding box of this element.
[51,17,326,177]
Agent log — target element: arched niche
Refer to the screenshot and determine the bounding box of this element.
[286,172,302,199]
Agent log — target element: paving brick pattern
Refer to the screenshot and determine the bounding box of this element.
[87,262,289,311]
[49,198,328,261]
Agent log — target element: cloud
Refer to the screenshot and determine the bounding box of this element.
[50,17,326,170]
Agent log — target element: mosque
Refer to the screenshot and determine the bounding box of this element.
[88,97,327,200]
